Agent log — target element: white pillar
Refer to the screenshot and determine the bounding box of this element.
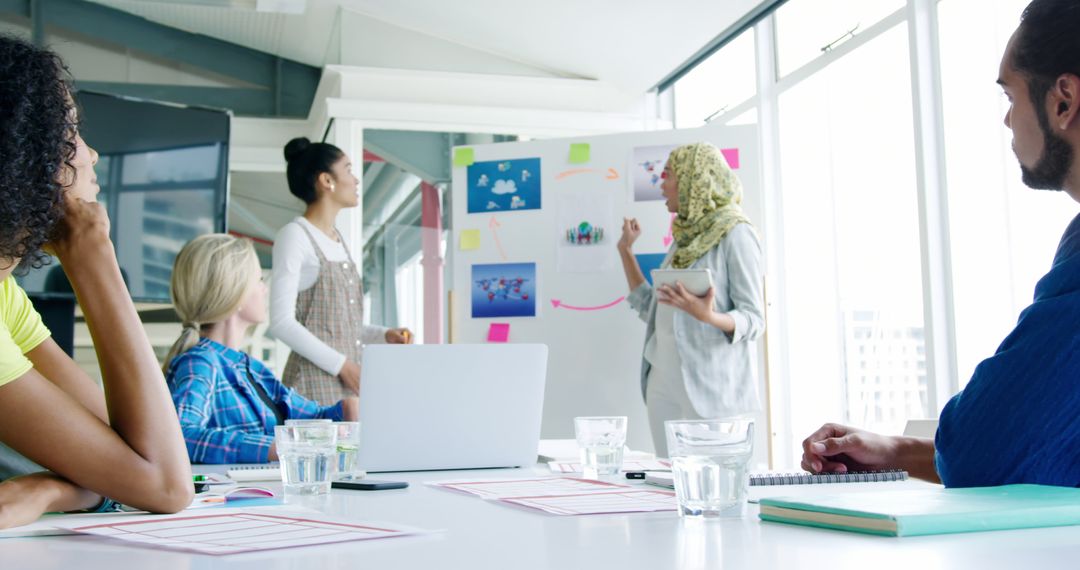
[327,119,365,279]
[907,0,959,412]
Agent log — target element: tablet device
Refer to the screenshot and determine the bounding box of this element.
[650,268,713,296]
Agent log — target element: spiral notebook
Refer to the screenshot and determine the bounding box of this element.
[645,470,908,490]
[224,465,368,482]
[750,470,908,486]
[225,465,281,482]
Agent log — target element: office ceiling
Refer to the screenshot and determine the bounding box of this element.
[88,0,765,94]
[83,0,768,250]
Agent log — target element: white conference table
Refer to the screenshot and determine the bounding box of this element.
[4,464,1080,570]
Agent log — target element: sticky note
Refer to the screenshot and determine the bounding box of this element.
[454,147,475,167]
[487,323,510,343]
[459,229,481,251]
[721,148,740,169]
[568,143,590,164]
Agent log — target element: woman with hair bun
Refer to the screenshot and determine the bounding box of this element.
[270,138,412,405]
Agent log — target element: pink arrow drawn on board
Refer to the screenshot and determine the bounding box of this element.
[551,296,626,311]
[554,167,621,181]
[489,216,508,261]
[662,213,677,247]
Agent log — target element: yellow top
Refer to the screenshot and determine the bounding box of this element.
[0,276,51,387]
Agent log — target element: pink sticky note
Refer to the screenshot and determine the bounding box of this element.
[487,323,510,343]
[721,148,740,169]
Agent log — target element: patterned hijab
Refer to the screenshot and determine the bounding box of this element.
[668,143,752,269]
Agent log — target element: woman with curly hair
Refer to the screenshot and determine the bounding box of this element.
[617,142,765,457]
[0,35,193,528]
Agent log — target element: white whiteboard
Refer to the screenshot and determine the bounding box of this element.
[449,124,763,454]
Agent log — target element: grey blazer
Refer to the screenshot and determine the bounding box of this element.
[627,223,765,419]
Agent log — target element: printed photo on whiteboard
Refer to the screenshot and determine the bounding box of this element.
[471,262,537,318]
[634,253,668,285]
[564,221,605,246]
[556,190,615,273]
[467,158,542,214]
[631,144,678,202]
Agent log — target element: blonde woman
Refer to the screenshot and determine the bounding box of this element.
[618,142,765,457]
[164,234,358,464]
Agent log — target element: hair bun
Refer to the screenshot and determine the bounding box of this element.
[283,137,311,162]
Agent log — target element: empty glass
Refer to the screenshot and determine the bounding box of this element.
[666,418,754,519]
[574,416,627,479]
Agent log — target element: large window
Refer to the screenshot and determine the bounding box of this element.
[774,0,905,77]
[778,23,926,443]
[672,29,757,128]
[662,0,1077,468]
[937,0,1078,386]
[395,251,426,343]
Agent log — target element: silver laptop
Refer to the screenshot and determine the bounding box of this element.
[356,343,548,472]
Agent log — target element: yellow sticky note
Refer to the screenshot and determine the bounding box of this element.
[568,143,590,164]
[459,229,481,251]
[454,147,475,167]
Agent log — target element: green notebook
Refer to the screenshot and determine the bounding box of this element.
[759,484,1080,537]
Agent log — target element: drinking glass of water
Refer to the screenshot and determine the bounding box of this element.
[274,423,338,497]
[665,418,754,519]
[574,416,627,479]
[284,419,332,426]
[334,421,362,480]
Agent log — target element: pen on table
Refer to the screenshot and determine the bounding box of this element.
[625,470,673,479]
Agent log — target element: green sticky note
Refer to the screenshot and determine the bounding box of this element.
[454,147,475,167]
[569,143,590,164]
[459,229,481,251]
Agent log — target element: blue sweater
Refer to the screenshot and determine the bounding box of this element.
[936,212,1080,487]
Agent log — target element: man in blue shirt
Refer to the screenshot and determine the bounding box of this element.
[802,0,1080,487]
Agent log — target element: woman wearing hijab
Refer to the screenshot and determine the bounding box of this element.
[617,142,765,457]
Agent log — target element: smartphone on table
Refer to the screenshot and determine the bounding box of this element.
[331,480,408,491]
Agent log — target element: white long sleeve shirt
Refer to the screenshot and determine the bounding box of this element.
[269,217,387,375]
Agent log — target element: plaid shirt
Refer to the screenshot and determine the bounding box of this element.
[166,338,343,464]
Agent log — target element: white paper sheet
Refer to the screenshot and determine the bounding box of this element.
[547,460,670,474]
[0,510,149,539]
[430,477,632,499]
[0,492,282,539]
[500,489,677,516]
[62,509,434,555]
[537,440,655,462]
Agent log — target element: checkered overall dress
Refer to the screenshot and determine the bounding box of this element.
[281,224,366,406]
